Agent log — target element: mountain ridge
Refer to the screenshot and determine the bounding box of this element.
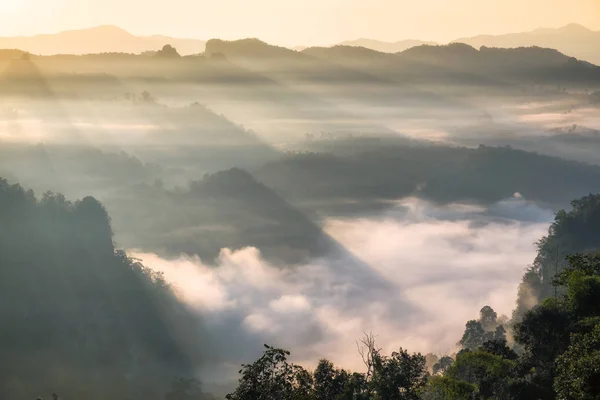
[2,23,599,62]
[336,38,438,53]
[453,23,600,64]
[334,24,600,64]
[0,25,206,55]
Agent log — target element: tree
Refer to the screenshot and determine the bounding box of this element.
[483,325,507,344]
[0,179,203,400]
[357,331,380,386]
[460,320,485,351]
[141,90,152,102]
[480,339,518,361]
[479,306,498,331]
[514,299,571,367]
[420,375,476,400]
[313,360,347,400]
[432,356,454,375]
[155,44,181,58]
[225,345,312,400]
[445,349,516,400]
[370,348,429,400]
[554,254,600,319]
[555,324,600,400]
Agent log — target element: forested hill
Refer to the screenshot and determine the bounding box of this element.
[0,177,210,399]
[254,144,600,212]
[514,193,600,319]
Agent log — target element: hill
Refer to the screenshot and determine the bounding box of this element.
[0,177,209,399]
[254,143,600,213]
[454,23,600,66]
[302,42,600,86]
[108,167,343,264]
[513,193,600,320]
[337,38,438,53]
[0,25,206,55]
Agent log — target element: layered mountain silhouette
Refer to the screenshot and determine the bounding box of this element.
[205,38,600,86]
[254,143,600,209]
[333,24,600,65]
[302,42,600,85]
[0,25,206,55]
[2,23,599,65]
[337,39,438,53]
[454,23,600,65]
[108,167,351,264]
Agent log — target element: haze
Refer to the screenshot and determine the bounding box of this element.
[2,3,600,399]
[1,0,599,46]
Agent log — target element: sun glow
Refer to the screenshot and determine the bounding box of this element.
[0,0,26,12]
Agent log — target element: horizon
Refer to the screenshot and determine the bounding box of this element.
[0,21,598,50]
[3,1,600,398]
[1,0,599,47]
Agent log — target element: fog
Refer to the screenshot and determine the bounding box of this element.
[1,33,600,399]
[132,197,550,391]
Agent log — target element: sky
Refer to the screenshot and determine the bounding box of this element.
[0,0,598,46]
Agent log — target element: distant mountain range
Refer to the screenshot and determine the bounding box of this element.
[338,24,600,65]
[3,35,597,100]
[204,38,600,87]
[0,25,206,56]
[454,23,600,65]
[336,39,437,54]
[1,23,600,65]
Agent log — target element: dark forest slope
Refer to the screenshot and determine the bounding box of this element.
[0,178,208,399]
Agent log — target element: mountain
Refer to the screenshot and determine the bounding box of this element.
[513,193,600,319]
[454,23,600,65]
[109,167,341,264]
[254,143,600,210]
[0,25,206,55]
[205,38,304,60]
[332,24,600,65]
[302,43,600,86]
[0,177,208,399]
[337,38,438,53]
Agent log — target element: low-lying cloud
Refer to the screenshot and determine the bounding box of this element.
[132,197,551,388]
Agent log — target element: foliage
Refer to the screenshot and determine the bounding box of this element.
[480,339,518,361]
[0,178,206,400]
[226,343,428,400]
[445,349,517,400]
[225,345,312,400]
[521,194,600,310]
[432,356,454,375]
[460,320,486,351]
[371,348,429,400]
[554,324,600,400]
[420,375,476,400]
[479,306,498,331]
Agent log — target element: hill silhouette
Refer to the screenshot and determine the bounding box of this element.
[337,38,438,53]
[454,23,600,65]
[300,42,600,86]
[3,23,600,64]
[254,143,600,210]
[0,177,209,399]
[327,24,600,66]
[109,167,342,264]
[0,25,206,55]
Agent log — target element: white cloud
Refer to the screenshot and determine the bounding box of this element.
[270,295,312,313]
[131,196,551,386]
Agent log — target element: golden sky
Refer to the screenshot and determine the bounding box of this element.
[1,0,599,45]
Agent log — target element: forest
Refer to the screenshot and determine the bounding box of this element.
[223,194,600,400]
[3,175,600,399]
[1,15,600,400]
